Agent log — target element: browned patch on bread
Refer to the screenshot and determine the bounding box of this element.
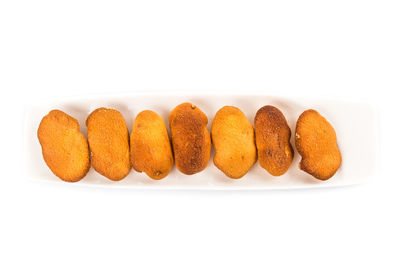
[211,106,256,179]
[37,110,90,182]
[169,103,211,175]
[295,109,342,180]
[130,110,173,180]
[86,107,130,181]
[254,105,293,176]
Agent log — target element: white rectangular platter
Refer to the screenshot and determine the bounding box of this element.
[24,93,377,190]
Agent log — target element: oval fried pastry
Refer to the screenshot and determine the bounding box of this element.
[254,105,293,176]
[130,110,173,180]
[295,109,341,180]
[37,110,90,182]
[169,103,211,175]
[86,107,130,181]
[211,106,256,179]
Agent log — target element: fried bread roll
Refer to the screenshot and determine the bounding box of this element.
[38,110,90,182]
[86,107,130,181]
[130,110,173,180]
[169,103,211,175]
[295,109,341,180]
[254,105,293,176]
[211,106,256,178]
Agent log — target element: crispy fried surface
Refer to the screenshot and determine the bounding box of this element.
[86,107,130,181]
[295,109,342,180]
[169,103,211,175]
[254,105,293,176]
[37,110,90,182]
[211,106,256,179]
[130,110,173,180]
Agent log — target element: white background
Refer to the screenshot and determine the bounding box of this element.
[0,0,399,266]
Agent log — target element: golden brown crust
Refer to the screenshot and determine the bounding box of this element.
[37,110,90,182]
[130,110,173,180]
[254,105,293,176]
[295,109,342,180]
[86,107,130,181]
[211,106,256,179]
[169,103,211,175]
